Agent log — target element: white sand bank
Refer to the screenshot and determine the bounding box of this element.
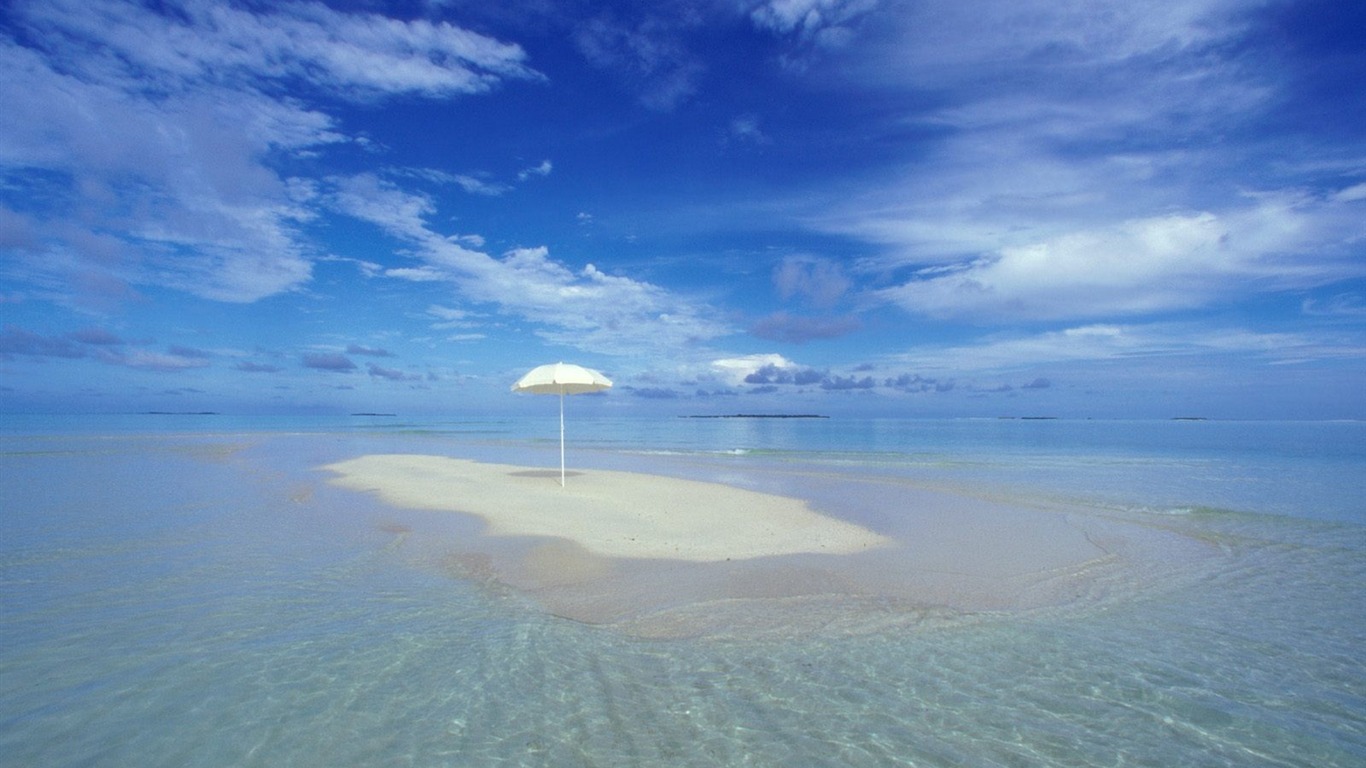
[322,454,893,562]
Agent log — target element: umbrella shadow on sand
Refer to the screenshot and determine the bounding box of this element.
[509,469,586,481]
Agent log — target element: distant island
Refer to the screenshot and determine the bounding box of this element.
[684,414,829,419]
[141,411,219,416]
[351,412,398,417]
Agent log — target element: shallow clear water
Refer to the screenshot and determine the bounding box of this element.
[1,417,1363,766]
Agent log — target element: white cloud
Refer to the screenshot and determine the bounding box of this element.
[773,255,850,309]
[386,267,448,282]
[122,349,213,371]
[427,305,487,335]
[888,323,1364,375]
[0,0,540,307]
[710,353,797,385]
[1334,183,1366,203]
[0,43,320,302]
[728,114,771,145]
[19,0,540,99]
[857,0,1253,87]
[743,0,1366,327]
[451,174,511,197]
[519,160,553,180]
[875,194,1365,321]
[332,177,734,357]
[574,13,703,111]
[747,0,875,45]
[330,174,437,241]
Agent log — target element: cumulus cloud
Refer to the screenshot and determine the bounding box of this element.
[711,353,797,385]
[820,373,875,390]
[885,373,954,393]
[746,363,825,386]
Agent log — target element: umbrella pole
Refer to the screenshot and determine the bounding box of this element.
[559,390,565,487]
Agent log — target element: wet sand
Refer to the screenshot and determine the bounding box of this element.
[322,454,1198,636]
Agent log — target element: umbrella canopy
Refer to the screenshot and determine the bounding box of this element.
[511,362,612,486]
[511,362,613,395]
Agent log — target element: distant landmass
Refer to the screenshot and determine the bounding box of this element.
[142,411,218,415]
[685,414,828,419]
[351,412,398,417]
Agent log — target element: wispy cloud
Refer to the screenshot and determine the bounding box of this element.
[301,352,357,372]
[743,0,1366,326]
[346,344,394,358]
[19,0,539,99]
[750,312,859,343]
[427,170,512,197]
[746,0,875,60]
[0,324,212,370]
[886,323,1366,375]
[874,193,1366,321]
[367,363,421,382]
[518,160,553,181]
[574,12,704,111]
[0,0,538,308]
[727,115,770,145]
[331,175,733,358]
[773,255,850,309]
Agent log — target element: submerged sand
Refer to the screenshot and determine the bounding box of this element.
[321,454,1207,636]
[323,454,893,561]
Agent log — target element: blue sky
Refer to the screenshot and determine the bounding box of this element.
[2,0,1364,419]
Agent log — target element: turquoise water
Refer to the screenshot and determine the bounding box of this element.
[1,416,1363,766]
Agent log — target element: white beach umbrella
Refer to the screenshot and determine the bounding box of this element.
[511,362,613,486]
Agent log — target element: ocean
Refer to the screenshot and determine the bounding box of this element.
[2,415,1363,766]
